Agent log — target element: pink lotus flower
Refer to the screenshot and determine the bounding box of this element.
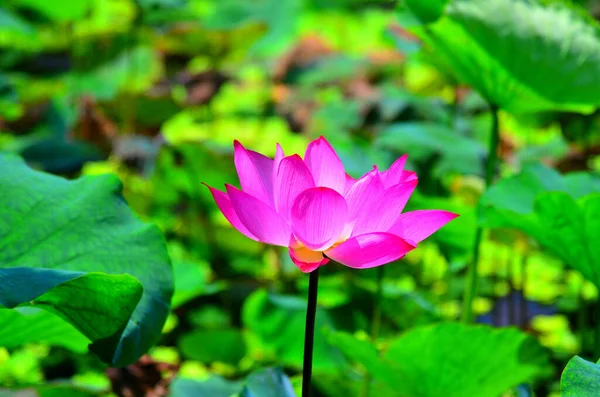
[205,137,458,272]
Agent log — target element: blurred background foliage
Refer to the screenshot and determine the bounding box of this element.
[1,0,600,396]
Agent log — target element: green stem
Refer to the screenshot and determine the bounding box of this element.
[461,104,500,323]
[302,268,320,397]
[359,266,385,397]
[461,228,483,323]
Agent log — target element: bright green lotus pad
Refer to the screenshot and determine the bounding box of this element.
[480,164,600,287]
[329,322,550,397]
[0,154,173,366]
[561,355,600,397]
[404,0,600,113]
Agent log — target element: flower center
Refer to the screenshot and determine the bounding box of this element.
[291,235,349,263]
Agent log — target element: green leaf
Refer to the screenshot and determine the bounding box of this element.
[405,0,600,113]
[375,122,485,176]
[0,9,33,33]
[68,47,163,100]
[479,164,580,216]
[295,274,350,308]
[384,323,549,397]
[242,289,345,370]
[0,385,101,397]
[0,307,88,352]
[170,368,295,397]
[561,355,600,396]
[170,376,243,397]
[1,262,143,360]
[299,56,366,86]
[0,9,36,49]
[203,0,301,56]
[407,196,476,260]
[179,329,246,365]
[33,273,143,342]
[15,0,95,22]
[0,154,173,366]
[37,387,101,397]
[172,259,226,309]
[326,332,380,368]
[404,0,449,23]
[240,367,296,397]
[334,323,549,397]
[326,331,392,383]
[480,164,600,287]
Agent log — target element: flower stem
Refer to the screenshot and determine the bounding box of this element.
[461,103,500,323]
[359,266,385,397]
[302,267,320,397]
[461,228,484,323]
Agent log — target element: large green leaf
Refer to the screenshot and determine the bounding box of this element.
[331,323,549,397]
[383,323,549,396]
[0,269,143,346]
[561,355,600,396]
[0,154,173,366]
[404,0,600,113]
[480,164,600,287]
